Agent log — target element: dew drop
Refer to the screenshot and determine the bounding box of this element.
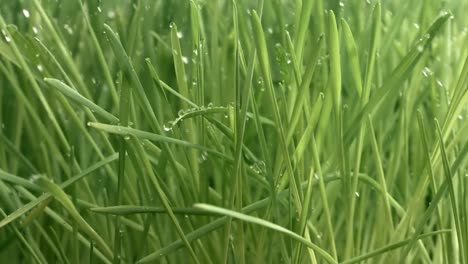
[163,122,173,131]
[107,10,116,19]
[182,56,188,64]
[64,24,73,35]
[201,151,208,161]
[422,67,433,78]
[97,6,102,13]
[417,45,424,53]
[178,109,185,116]
[177,31,183,39]
[37,64,43,72]
[22,9,30,18]
[355,192,360,197]
[1,29,11,43]
[30,174,42,182]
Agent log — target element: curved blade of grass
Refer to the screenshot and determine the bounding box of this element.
[44,78,119,123]
[345,4,380,257]
[128,135,200,264]
[400,139,468,260]
[194,203,337,264]
[287,35,324,143]
[77,0,118,103]
[435,119,465,263]
[366,115,394,232]
[88,122,231,161]
[251,8,302,216]
[344,12,451,143]
[416,110,448,263]
[0,154,118,229]
[0,169,42,192]
[340,19,362,97]
[91,206,217,216]
[326,10,341,115]
[0,209,46,264]
[310,133,338,259]
[293,0,313,62]
[103,24,161,133]
[341,230,451,264]
[34,176,113,259]
[0,14,70,153]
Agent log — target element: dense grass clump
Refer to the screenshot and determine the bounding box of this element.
[0,0,467,263]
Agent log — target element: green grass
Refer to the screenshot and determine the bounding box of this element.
[0,0,467,263]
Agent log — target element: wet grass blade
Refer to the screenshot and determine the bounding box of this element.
[44,78,119,123]
[34,176,113,260]
[194,203,337,264]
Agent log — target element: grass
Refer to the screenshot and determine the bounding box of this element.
[0,0,467,263]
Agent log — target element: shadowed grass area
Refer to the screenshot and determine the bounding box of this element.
[0,0,467,263]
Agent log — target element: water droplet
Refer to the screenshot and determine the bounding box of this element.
[97,6,102,13]
[422,67,433,78]
[417,45,424,53]
[124,136,130,140]
[37,64,43,72]
[458,115,463,120]
[30,174,42,182]
[1,29,11,43]
[201,151,208,161]
[355,192,360,197]
[163,121,174,131]
[257,77,265,92]
[252,160,266,174]
[339,1,344,7]
[413,23,420,29]
[32,26,39,34]
[107,10,116,19]
[64,24,73,35]
[267,27,273,34]
[177,31,183,39]
[207,102,213,108]
[178,109,185,116]
[182,56,188,64]
[314,173,319,180]
[22,9,30,18]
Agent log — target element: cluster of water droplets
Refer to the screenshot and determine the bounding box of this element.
[250,160,266,176]
[163,104,229,132]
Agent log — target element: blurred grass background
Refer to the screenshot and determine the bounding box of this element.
[0,0,467,263]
